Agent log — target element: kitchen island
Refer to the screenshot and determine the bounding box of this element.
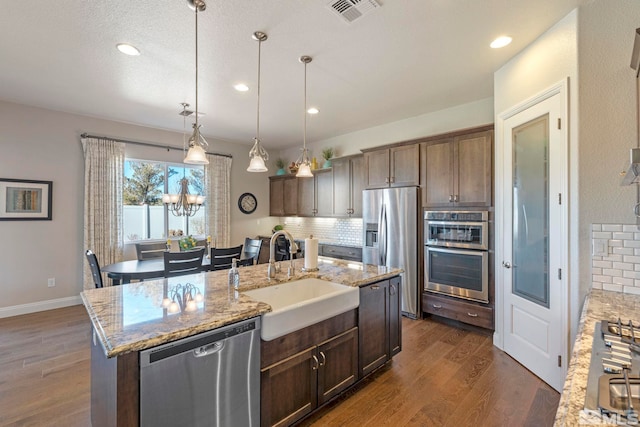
[554,289,640,426]
[82,257,402,427]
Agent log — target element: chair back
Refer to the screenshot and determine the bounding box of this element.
[242,238,262,265]
[210,245,243,271]
[163,248,205,277]
[135,241,167,260]
[85,250,104,288]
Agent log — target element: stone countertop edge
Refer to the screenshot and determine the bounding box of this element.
[553,289,640,426]
[82,258,402,359]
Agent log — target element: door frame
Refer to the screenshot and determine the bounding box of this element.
[493,79,569,383]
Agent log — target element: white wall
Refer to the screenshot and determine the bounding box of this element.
[276,97,494,163]
[0,100,275,314]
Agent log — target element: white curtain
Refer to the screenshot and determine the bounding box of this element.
[82,136,125,289]
[205,155,232,248]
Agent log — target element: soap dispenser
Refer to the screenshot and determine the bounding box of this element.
[228,258,240,289]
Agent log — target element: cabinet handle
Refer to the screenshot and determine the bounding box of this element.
[385,177,389,183]
[432,304,442,309]
[371,285,380,290]
[389,284,396,295]
[390,177,395,183]
[467,312,478,317]
[319,351,326,367]
[454,194,459,203]
[449,195,454,202]
[312,355,319,370]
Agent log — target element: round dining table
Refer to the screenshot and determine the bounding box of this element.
[102,258,211,285]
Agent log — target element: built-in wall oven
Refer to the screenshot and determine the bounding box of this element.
[424,211,489,303]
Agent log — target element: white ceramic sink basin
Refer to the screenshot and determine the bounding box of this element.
[244,278,359,341]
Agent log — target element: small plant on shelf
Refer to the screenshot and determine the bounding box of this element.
[322,147,334,168]
[275,158,287,175]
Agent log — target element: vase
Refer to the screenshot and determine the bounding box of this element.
[276,168,286,175]
[323,159,332,168]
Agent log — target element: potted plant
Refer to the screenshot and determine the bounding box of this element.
[275,158,287,175]
[322,147,334,168]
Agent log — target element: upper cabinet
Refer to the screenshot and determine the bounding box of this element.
[363,145,419,189]
[332,154,365,217]
[297,169,333,217]
[421,129,493,208]
[269,175,298,216]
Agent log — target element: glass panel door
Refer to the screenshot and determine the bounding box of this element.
[512,115,549,307]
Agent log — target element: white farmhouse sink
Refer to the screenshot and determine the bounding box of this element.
[244,278,359,341]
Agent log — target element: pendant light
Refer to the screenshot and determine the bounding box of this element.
[296,55,314,178]
[247,31,269,172]
[163,103,205,217]
[184,0,209,165]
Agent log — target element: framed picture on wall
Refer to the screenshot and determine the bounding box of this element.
[0,178,52,221]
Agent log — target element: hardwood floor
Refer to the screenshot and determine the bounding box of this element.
[0,306,559,427]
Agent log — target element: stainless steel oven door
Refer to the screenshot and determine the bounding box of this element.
[425,220,488,250]
[425,246,488,303]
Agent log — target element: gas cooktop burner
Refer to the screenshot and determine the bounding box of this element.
[601,319,640,346]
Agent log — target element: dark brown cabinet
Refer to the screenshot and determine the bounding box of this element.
[422,292,494,330]
[363,145,420,189]
[358,276,402,377]
[269,176,298,216]
[421,130,493,208]
[297,169,332,217]
[261,327,358,427]
[320,244,362,262]
[332,154,365,217]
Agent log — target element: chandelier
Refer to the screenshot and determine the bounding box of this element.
[162,282,204,313]
[184,0,209,165]
[247,31,270,172]
[163,103,206,217]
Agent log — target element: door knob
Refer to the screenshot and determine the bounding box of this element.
[502,261,511,269]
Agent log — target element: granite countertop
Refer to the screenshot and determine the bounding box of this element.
[81,257,402,359]
[554,289,640,426]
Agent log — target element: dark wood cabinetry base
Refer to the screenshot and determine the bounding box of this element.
[422,292,494,330]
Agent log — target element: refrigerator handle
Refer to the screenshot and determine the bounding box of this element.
[379,203,387,265]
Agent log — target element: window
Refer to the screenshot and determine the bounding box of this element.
[123,159,206,242]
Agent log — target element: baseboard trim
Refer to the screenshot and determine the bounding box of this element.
[0,295,82,319]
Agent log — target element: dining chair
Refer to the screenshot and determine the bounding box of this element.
[242,238,262,265]
[135,241,167,260]
[85,249,104,288]
[210,245,243,271]
[163,248,206,277]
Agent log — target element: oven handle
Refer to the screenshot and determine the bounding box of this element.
[425,245,487,257]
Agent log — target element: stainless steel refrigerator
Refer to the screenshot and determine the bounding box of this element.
[362,186,421,318]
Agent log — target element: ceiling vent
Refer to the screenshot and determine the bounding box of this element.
[327,0,381,24]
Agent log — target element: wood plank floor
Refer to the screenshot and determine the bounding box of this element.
[0,305,559,427]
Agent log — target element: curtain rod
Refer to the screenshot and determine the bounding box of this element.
[80,133,233,159]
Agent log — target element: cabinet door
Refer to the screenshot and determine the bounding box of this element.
[261,347,317,427]
[317,327,358,405]
[423,139,454,207]
[297,176,315,216]
[358,280,389,377]
[332,158,351,217]
[269,178,285,216]
[388,277,402,357]
[350,155,365,217]
[364,149,390,189]
[454,130,493,207]
[390,145,420,187]
[315,169,333,217]
[283,176,298,216]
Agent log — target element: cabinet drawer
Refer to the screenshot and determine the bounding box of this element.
[321,245,362,261]
[422,293,494,330]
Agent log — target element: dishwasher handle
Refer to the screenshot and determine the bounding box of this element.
[193,341,224,358]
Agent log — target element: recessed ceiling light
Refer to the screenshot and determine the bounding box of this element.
[234,83,249,92]
[116,43,140,56]
[490,36,512,49]
[307,107,319,115]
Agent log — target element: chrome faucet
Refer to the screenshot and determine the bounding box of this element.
[268,230,298,279]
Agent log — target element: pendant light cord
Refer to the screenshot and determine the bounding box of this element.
[303,60,307,151]
[194,6,199,128]
[256,38,262,140]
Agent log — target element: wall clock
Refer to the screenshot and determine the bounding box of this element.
[238,192,257,214]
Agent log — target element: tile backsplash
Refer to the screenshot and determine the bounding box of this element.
[279,217,363,246]
[591,223,640,295]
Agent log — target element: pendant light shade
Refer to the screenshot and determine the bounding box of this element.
[247,31,269,172]
[184,0,209,165]
[296,55,313,178]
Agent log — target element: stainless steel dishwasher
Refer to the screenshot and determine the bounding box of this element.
[139,317,260,427]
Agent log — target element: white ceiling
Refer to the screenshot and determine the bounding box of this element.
[0,0,585,149]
